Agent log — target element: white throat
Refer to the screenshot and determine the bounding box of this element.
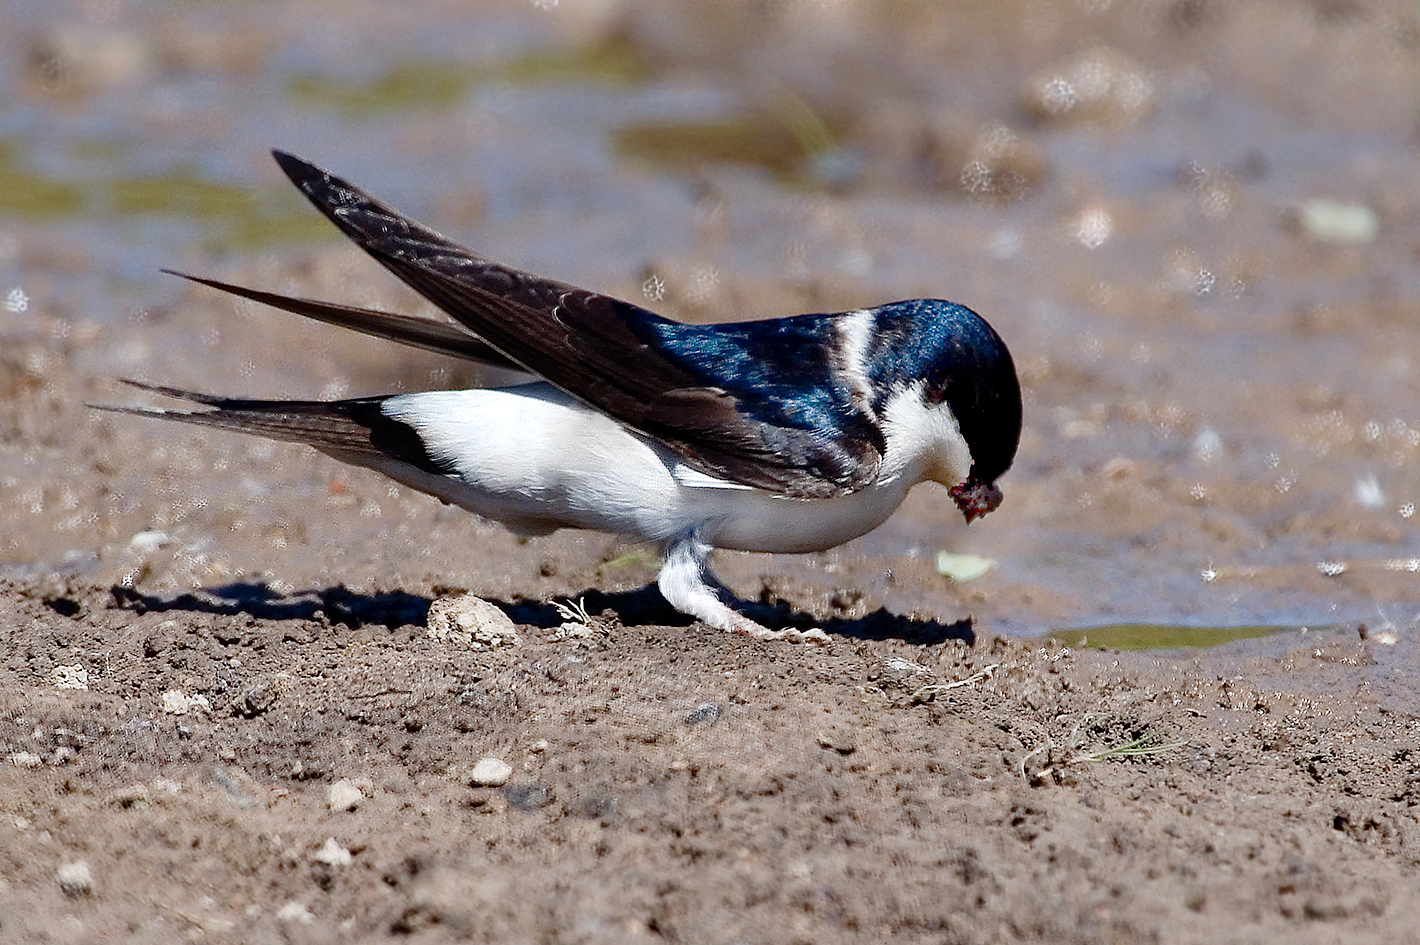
[877,382,974,489]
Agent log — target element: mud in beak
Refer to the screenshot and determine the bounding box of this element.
[949,476,1003,523]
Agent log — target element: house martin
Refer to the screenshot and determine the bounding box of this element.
[100,151,1022,640]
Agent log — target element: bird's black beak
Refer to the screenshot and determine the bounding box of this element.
[949,476,1002,523]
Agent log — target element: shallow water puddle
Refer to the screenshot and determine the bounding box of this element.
[1045,622,1299,652]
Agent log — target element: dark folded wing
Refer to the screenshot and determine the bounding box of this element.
[166,272,522,371]
[93,381,455,476]
[271,151,881,497]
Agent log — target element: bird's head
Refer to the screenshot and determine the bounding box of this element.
[869,300,1022,523]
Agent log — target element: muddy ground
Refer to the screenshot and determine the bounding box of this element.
[4,554,1419,944]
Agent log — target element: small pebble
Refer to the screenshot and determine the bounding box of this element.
[57,860,93,897]
[107,784,150,809]
[275,901,315,924]
[233,682,276,718]
[1296,199,1377,245]
[126,530,171,555]
[469,757,513,787]
[53,665,89,691]
[881,655,935,691]
[935,551,994,582]
[312,838,352,867]
[503,782,554,810]
[426,594,519,649]
[327,779,364,811]
[161,690,211,715]
[685,703,723,726]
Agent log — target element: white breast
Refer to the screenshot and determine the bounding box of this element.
[370,383,932,553]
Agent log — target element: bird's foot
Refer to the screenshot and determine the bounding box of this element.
[721,610,829,644]
[658,534,829,644]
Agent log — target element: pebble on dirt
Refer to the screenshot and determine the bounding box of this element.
[502,783,555,811]
[426,594,520,650]
[313,838,353,867]
[326,779,364,811]
[161,690,211,715]
[52,664,88,690]
[106,784,150,809]
[684,702,723,726]
[56,860,93,897]
[469,757,513,786]
[275,901,315,924]
[1294,198,1379,245]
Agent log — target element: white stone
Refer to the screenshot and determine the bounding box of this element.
[53,665,88,691]
[126,530,172,555]
[313,838,352,867]
[161,690,211,715]
[327,779,363,811]
[1297,199,1377,245]
[57,860,93,897]
[275,901,314,924]
[426,594,519,650]
[9,751,42,768]
[935,551,995,582]
[469,757,513,787]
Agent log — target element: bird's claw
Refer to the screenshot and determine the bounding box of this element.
[723,612,829,644]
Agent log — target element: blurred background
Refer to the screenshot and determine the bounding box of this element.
[4,0,1420,642]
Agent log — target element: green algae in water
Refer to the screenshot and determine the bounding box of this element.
[108,171,256,218]
[0,143,86,219]
[0,143,332,250]
[102,170,332,250]
[1048,623,1294,651]
[613,90,848,184]
[288,42,650,116]
[289,59,476,114]
[615,116,806,176]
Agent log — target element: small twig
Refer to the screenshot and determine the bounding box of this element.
[1019,741,1051,783]
[1030,735,1189,784]
[152,899,235,933]
[553,597,593,627]
[910,662,1000,701]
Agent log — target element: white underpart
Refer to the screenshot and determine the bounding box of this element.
[328,381,971,634]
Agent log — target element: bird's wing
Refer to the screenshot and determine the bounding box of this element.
[92,381,456,477]
[270,150,883,497]
[167,272,524,372]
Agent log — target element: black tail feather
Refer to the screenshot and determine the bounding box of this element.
[92,383,389,458]
[166,270,522,372]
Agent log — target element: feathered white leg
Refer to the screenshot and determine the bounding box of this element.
[657,534,827,643]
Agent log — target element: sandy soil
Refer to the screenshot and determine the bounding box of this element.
[4,567,1418,944]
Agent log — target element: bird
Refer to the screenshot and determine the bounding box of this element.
[99,150,1022,640]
